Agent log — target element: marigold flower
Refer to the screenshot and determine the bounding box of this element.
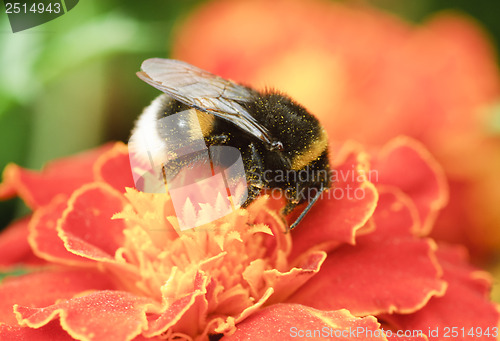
[0,136,498,340]
[171,0,500,261]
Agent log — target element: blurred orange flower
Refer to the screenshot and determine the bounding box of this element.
[172,0,500,262]
[0,138,497,340]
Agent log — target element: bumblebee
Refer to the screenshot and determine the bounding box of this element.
[133,58,330,230]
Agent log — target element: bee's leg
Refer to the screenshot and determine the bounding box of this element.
[276,201,296,233]
[241,144,266,228]
[282,200,298,216]
[242,143,265,207]
[286,188,324,231]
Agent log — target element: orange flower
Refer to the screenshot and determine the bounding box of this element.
[0,137,497,340]
[171,0,500,261]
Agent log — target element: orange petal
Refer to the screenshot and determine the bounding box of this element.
[0,143,114,208]
[258,250,326,305]
[222,303,386,341]
[145,272,208,338]
[14,290,156,341]
[374,137,448,236]
[382,245,500,341]
[288,190,446,316]
[364,187,419,238]
[0,321,75,341]
[57,183,128,262]
[93,142,135,192]
[0,268,115,326]
[0,217,44,270]
[28,197,92,266]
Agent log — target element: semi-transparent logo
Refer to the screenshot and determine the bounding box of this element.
[128,109,248,231]
[3,0,79,33]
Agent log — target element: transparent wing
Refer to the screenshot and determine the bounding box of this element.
[137,58,275,147]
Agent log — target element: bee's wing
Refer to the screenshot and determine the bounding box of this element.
[137,58,274,147]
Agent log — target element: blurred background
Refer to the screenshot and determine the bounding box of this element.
[1,0,500,297]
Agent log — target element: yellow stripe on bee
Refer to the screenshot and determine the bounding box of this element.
[291,127,328,170]
[196,110,215,137]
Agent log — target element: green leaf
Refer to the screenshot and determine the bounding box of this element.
[0,99,32,229]
[0,268,29,282]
